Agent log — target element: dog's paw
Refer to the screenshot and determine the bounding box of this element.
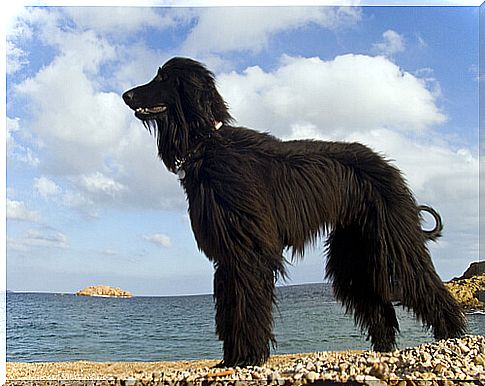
[212,361,227,369]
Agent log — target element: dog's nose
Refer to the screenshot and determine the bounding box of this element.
[122,90,135,104]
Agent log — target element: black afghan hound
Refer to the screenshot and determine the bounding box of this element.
[123,57,466,367]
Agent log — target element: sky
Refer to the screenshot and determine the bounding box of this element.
[5,2,482,296]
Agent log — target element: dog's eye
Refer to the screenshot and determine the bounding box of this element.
[156,68,167,82]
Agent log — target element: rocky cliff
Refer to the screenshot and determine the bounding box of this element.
[445,263,484,311]
[76,285,133,298]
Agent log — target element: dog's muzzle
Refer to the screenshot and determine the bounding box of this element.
[122,90,167,117]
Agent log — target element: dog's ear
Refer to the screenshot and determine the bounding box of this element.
[191,61,233,124]
[208,86,233,125]
[179,72,233,126]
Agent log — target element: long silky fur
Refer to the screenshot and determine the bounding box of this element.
[123,57,466,367]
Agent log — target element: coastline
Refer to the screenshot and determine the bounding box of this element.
[6,335,484,385]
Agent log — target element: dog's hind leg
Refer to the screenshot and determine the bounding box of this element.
[213,255,279,367]
[326,224,400,352]
[393,245,467,341]
[374,204,467,342]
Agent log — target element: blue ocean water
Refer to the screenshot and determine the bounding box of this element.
[7,283,484,362]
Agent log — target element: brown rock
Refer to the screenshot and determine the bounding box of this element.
[433,363,447,373]
[369,362,389,379]
[445,274,485,310]
[76,285,133,298]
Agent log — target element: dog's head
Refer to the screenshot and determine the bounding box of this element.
[122,57,233,172]
[122,66,169,121]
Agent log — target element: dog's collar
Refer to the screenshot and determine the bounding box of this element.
[176,121,223,178]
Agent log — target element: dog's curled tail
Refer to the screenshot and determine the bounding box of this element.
[419,205,443,242]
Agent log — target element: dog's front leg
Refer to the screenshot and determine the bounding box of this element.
[213,258,276,367]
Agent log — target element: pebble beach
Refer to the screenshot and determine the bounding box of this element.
[6,335,484,385]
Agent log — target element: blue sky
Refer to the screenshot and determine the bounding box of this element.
[5,4,481,296]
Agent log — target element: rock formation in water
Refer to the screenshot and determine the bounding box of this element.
[445,262,484,311]
[76,285,133,298]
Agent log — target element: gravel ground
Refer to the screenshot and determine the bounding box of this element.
[6,335,484,385]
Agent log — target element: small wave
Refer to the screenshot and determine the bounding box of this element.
[467,310,485,315]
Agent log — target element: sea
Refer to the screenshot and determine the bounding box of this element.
[7,283,484,363]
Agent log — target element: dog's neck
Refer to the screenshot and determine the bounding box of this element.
[175,120,223,178]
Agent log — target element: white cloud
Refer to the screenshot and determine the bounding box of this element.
[62,191,98,218]
[8,8,124,175]
[7,116,20,132]
[57,31,117,74]
[143,233,172,248]
[181,7,361,54]
[63,7,181,35]
[6,7,48,39]
[77,172,126,197]
[6,40,28,74]
[372,29,406,57]
[34,176,60,198]
[7,117,39,167]
[8,229,68,251]
[33,173,126,217]
[9,8,117,72]
[15,52,127,174]
[415,33,428,49]
[111,121,186,210]
[112,42,170,91]
[6,199,40,222]
[102,249,119,256]
[218,54,446,138]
